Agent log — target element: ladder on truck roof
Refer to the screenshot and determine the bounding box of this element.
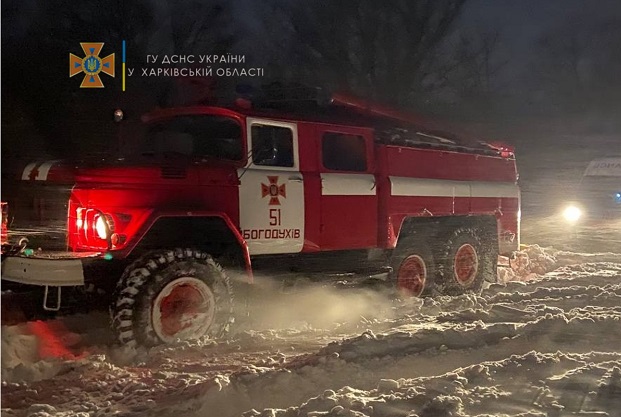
[329,92,514,158]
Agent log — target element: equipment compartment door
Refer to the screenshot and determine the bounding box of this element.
[239,118,304,255]
[319,130,378,250]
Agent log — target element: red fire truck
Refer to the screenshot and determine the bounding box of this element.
[1,93,520,346]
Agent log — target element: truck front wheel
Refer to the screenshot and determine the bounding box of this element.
[111,248,234,347]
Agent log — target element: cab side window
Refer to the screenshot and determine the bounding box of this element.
[322,132,367,172]
[251,125,294,167]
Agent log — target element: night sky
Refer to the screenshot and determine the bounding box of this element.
[2,0,621,163]
[462,0,621,76]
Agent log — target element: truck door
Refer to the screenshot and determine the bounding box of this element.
[319,130,377,249]
[238,118,305,255]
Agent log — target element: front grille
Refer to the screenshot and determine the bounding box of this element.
[161,166,187,179]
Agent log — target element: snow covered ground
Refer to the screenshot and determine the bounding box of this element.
[2,246,621,417]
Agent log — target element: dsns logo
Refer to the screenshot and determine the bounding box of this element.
[69,43,115,88]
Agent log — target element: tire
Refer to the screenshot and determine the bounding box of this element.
[111,248,234,347]
[436,226,497,295]
[391,235,436,297]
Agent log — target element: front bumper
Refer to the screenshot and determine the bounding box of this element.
[1,252,101,286]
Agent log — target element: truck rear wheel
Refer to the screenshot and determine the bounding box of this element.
[436,227,496,295]
[111,248,233,347]
[391,236,435,297]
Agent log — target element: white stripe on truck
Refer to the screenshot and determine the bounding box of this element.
[21,160,61,181]
[21,162,38,180]
[321,173,377,196]
[389,177,519,198]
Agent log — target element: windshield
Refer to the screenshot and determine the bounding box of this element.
[576,175,621,215]
[144,115,243,161]
[578,175,621,194]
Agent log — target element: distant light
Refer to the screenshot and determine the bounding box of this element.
[563,205,582,223]
[104,253,113,260]
[114,109,124,122]
[615,192,621,203]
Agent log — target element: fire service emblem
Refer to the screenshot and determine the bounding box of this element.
[69,42,115,88]
[261,176,286,205]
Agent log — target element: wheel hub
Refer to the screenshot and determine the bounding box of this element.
[397,255,427,297]
[453,244,479,286]
[152,277,216,343]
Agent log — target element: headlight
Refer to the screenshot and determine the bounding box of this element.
[95,215,109,239]
[562,205,582,223]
